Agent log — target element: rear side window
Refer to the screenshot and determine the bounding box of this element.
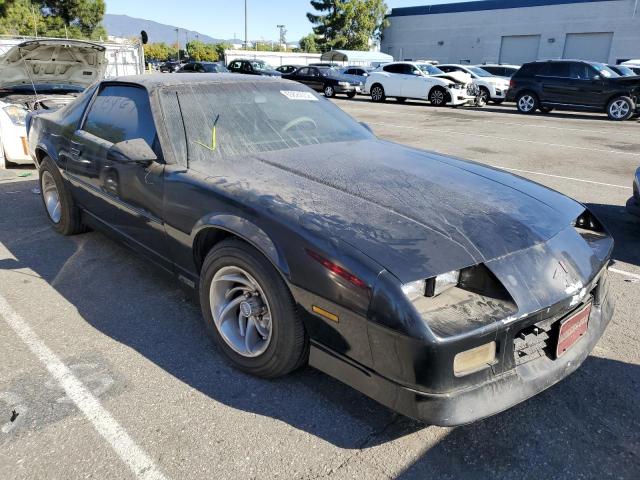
[229,61,242,70]
[383,64,404,74]
[538,62,570,77]
[516,63,539,77]
[82,85,157,146]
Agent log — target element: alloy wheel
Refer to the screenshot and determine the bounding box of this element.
[209,266,273,358]
[41,171,62,224]
[371,86,384,101]
[609,99,630,119]
[431,89,445,105]
[324,86,334,97]
[518,95,535,112]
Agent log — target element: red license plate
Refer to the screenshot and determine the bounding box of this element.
[556,303,591,358]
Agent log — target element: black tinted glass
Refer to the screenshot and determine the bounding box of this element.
[83,85,156,145]
[539,62,570,77]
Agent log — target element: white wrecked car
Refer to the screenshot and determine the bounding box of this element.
[363,61,480,107]
[0,39,106,168]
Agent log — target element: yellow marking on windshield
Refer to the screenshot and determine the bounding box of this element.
[194,114,220,152]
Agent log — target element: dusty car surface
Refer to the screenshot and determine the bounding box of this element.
[27,73,614,425]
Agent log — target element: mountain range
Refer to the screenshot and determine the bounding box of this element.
[103,14,242,45]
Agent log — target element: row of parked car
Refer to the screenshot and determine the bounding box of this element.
[191,57,640,122]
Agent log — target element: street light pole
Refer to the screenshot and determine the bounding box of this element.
[175,28,180,62]
[244,0,248,49]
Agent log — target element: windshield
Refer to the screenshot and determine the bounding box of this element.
[251,60,274,72]
[160,82,373,164]
[468,66,493,77]
[591,63,619,78]
[416,64,444,75]
[613,65,635,76]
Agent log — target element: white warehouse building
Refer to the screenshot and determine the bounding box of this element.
[381,0,640,65]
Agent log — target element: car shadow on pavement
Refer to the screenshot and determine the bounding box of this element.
[392,356,640,480]
[587,202,640,267]
[1,180,638,464]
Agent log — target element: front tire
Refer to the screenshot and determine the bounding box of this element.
[39,157,84,235]
[323,85,335,98]
[429,87,447,106]
[199,238,308,378]
[479,87,490,105]
[516,92,539,114]
[607,96,634,121]
[370,84,386,103]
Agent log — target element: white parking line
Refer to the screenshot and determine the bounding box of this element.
[490,166,632,190]
[609,267,640,280]
[0,294,168,480]
[366,121,640,157]
[341,103,640,136]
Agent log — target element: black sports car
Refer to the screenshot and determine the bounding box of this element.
[282,66,362,98]
[26,74,614,426]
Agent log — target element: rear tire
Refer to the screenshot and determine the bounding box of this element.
[429,87,447,106]
[199,238,308,378]
[38,157,85,236]
[370,84,386,103]
[516,92,538,114]
[607,96,634,121]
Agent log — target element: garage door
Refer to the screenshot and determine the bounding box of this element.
[499,35,541,65]
[563,32,613,63]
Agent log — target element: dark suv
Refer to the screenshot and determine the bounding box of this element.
[507,60,640,121]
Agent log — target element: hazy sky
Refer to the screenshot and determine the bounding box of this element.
[105,0,470,42]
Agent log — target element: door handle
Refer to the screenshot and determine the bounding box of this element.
[69,141,83,157]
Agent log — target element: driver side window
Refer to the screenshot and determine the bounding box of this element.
[83,85,157,147]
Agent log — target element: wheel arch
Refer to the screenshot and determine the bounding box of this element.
[191,214,290,278]
[428,84,450,102]
[604,92,635,110]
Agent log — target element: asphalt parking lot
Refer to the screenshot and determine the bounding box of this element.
[1,99,639,480]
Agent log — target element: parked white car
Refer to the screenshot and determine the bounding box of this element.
[438,64,511,104]
[621,59,640,75]
[0,39,106,168]
[363,62,478,106]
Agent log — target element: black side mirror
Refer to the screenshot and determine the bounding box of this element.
[107,139,157,166]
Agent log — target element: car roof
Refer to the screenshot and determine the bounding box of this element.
[104,73,286,90]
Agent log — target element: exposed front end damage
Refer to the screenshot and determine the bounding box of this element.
[310,206,614,426]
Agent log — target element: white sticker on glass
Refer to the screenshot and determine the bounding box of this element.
[280,90,319,101]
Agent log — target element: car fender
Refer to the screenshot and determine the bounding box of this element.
[191,213,290,277]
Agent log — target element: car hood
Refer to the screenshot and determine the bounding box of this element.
[609,75,640,85]
[205,139,586,283]
[432,71,471,84]
[0,39,107,90]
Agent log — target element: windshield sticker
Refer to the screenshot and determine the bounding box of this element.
[280,90,318,101]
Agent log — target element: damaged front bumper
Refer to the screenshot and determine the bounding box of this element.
[309,265,613,426]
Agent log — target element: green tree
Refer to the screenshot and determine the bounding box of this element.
[299,33,319,53]
[306,0,388,51]
[0,0,106,39]
[186,40,223,61]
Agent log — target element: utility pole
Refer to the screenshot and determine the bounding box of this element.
[31,5,38,37]
[277,25,287,51]
[244,0,248,49]
[175,28,180,62]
